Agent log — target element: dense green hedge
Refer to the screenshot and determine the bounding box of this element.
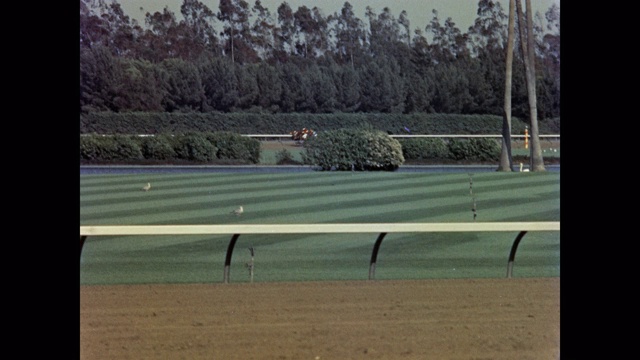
[303,128,404,171]
[399,138,449,160]
[205,132,261,164]
[448,138,501,161]
[80,112,560,135]
[80,132,260,164]
[399,137,501,162]
[80,134,143,161]
[172,133,218,162]
[140,135,176,160]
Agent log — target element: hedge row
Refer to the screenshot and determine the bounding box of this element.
[80,112,560,135]
[79,131,503,168]
[80,132,260,164]
[300,131,500,171]
[398,138,501,162]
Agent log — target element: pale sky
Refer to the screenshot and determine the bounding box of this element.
[116,0,559,33]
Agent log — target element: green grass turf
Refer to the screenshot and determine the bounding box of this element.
[80,172,560,284]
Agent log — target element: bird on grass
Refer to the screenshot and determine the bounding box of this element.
[519,163,530,172]
[142,182,151,191]
[231,206,244,216]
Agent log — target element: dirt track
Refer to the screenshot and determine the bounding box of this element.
[80,278,559,359]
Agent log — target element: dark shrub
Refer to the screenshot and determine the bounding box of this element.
[206,132,260,164]
[80,135,101,161]
[140,135,175,160]
[447,138,500,161]
[400,138,449,160]
[81,134,143,161]
[303,128,404,171]
[173,133,216,162]
[110,135,143,161]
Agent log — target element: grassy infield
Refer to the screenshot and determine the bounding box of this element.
[80,158,560,285]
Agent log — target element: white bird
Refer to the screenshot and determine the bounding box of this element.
[519,163,530,172]
[142,182,151,191]
[231,206,244,215]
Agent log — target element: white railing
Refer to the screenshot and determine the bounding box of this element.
[242,134,560,139]
[80,222,560,283]
[80,134,560,139]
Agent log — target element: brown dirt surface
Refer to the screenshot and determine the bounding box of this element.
[80,278,559,359]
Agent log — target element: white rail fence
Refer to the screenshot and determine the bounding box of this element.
[80,222,560,283]
[80,134,560,139]
[245,134,560,140]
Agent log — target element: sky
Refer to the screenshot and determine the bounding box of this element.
[116,0,560,33]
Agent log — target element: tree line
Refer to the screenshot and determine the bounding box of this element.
[80,0,560,120]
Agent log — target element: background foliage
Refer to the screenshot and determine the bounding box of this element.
[80,111,559,135]
[80,132,260,164]
[302,128,405,171]
[80,0,560,121]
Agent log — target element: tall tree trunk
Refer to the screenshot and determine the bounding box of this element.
[516,0,545,171]
[498,0,516,172]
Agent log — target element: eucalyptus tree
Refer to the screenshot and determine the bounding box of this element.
[410,28,432,69]
[309,7,331,56]
[365,7,401,51]
[466,0,508,110]
[275,2,296,59]
[467,0,508,57]
[218,0,257,63]
[140,7,181,61]
[541,4,560,119]
[405,28,436,113]
[538,4,560,119]
[251,0,276,60]
[79,0,108,48]
[398,10,411,47]
[365,6,410,63]
[293,6,314,57]
[330,2,366,67]
[293,6,329,58]
[179,0,220,59]
[80,0,110,49]
[80,0,142,57]
[425,10,468,64]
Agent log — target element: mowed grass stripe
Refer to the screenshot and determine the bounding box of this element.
[80,180,475,224]
[83,189,557,225]
[80,172,559,284]
[81,173,454,221]
[80,172,463,206]
[80,173,557,223]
